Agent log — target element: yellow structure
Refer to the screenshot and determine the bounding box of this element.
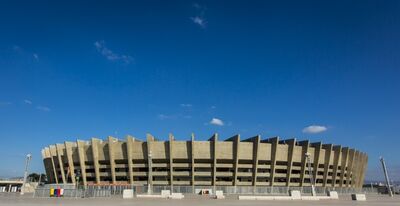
[42,134,368,188]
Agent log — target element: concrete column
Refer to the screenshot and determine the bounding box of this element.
[354,151,362,188]
[91,138,101,184]
[224,135,240,189]
[322,144,332,187]
[191,134,195,189]
[56,144,67,184]
[356,153,366,188]
[169,134,174,187]
[108,136,117,184]
[210,134,218,189]
[64,142,76,185]
[49,145,59,184]
[331,145,342,187]
[359,154,368,188]
[312,142,322,186]
[269,137,279,186]
[250,136,260,187]
[286,139,296,186]
[77,140,87,187]
[339,147,349,187]
[146,134,155,189]
[43,147,55,183]
[298,140,310,186]
[126,135,135,185]
[351,151,360,187]
[346,149,355,187]
[355,153,362,188]
[233,135,240,186]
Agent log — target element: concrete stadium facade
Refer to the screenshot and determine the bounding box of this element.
[42,134,368,188]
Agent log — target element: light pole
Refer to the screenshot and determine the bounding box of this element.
[21,154,32,195]
[305,152,316,196]
[147,150,152,195]
[380,157,393,197]
[38,173,42,185]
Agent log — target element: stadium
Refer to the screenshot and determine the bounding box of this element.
[41,134,368,189]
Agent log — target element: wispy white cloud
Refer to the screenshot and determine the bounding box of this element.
[302,125,327,134]
[158,113,193,120]
[158,114,174,120]
[180,103,192,107]
[12,45,22,52]
[33,53,39,61]
[210,118,224,126]
[193,3,202,9]
[191,16,206,28]
[0,101,12,106]
[191,3,207,28]
[94,41,134,64]
[36,106,51,112]
[23,99,32,105]
[12,45,39,62]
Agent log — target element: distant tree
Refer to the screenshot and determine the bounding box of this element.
[27,173,47,183]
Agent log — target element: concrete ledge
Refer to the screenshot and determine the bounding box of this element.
[317,196,332,200]
[239,195,329,201]
[238,196,257,200]
[274,196,293,200]
[255,196,275,200]
[238,196,292,200]
[301,196,320,201]
[136,194,165,198]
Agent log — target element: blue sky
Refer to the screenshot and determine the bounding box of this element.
[0,0,399,181]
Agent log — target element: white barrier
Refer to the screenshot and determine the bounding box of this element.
[351,194,366,201]
[161,190,170,198]
[327,191,339,199]
[169,193,184,199]
[122,189,134,199]
[289,190,301,200]
[214,190,225,199]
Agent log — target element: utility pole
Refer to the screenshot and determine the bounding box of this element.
[21,154,32,195]
[380,157,393,197]
[305,152,316,196]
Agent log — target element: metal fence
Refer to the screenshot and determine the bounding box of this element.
[34,184,378,198]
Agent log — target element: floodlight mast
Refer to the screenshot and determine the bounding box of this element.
[21,153,32,195]
[305,152,316,196]
[380,157,393,197]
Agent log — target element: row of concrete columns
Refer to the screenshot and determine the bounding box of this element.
[44,134,367,188]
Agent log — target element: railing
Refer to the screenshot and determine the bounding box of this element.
[33,184,379,198]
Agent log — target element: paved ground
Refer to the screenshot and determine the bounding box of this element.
[0,193,399,206]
